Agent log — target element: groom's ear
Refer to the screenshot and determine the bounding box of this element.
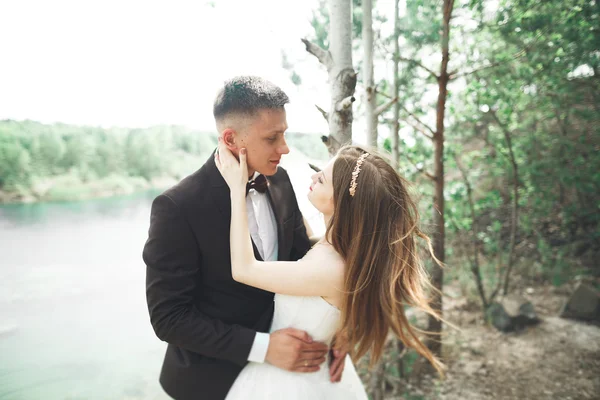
[222,129,239,152]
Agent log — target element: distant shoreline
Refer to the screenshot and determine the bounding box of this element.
[0,175,177,205]
[0,119,328,205]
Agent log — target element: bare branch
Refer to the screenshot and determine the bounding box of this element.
[404,153,436,181]
[449,35,537,80]
[374,36,394,61]
[398,56,439,80]
[315,104,329,121]
[375,97,397,116]
[389,149,436,181]
[335,96,355,111]
[401,118,435,141]
[450,57,519,80]
[301,38,333,69]
[400,105,437,138]
[450,62,499,79]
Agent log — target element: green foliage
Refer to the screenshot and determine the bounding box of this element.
[309,0,330,50]
[308,0,365,50]
[0,121,321,204]
[0,134,32,190]
[284,133,329,161]
[377,0,599,290]
[0,120,217,202]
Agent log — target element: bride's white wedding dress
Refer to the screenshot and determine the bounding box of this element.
[225,293,368,399]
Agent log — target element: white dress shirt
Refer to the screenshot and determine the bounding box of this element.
[246,173,278,363]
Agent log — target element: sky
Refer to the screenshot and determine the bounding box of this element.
[0,0,343,134]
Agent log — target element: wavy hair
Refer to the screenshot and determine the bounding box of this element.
[327,145,444,375]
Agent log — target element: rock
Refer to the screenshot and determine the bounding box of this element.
[560,283,600,322]
[486,295,540,332]
[515,301,540,327]
[486,302,512,332]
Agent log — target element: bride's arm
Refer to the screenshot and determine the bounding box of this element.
[216,143,343,298]
[230,185,342,297]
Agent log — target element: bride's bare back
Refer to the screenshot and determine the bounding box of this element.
[301,241,345,309]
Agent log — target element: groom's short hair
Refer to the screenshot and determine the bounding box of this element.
[213,76,289,122]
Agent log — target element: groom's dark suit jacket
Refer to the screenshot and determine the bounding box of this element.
[143,154,311,400]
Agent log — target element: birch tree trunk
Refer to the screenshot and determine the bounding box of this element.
[363,0,377,148]
[391,0,400,170]
[303,0,357,156]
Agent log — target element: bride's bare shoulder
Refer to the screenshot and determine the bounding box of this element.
[303,241,345,269]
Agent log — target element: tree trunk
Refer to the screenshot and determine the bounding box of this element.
[303,0,357,156]
[489,112,520,296]
[427,0,454,357]
[391,0,400,170]
[393,338,405,395]
[503,138,519,295]
[370,356,386,400]
[363,0,377,148]
[455,154,488,312]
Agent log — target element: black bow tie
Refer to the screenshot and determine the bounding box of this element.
[246,174,269,194]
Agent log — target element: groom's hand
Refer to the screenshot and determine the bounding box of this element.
[265,328,329,373]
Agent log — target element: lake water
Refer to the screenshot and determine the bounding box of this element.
[0,159,325,400]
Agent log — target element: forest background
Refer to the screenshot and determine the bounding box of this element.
[0,0,598,399]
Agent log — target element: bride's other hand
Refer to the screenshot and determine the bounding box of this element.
[215,140,247,196]
[329,330,349,382]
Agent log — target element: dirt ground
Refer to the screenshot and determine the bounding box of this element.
[396,283,600,400]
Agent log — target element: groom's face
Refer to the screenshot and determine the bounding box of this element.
[236,108,290,177]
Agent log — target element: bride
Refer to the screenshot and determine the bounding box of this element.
[215,141,444,399]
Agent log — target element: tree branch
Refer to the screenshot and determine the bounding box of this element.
[301,38,333,69]
[450,61,501,80]
[335,95,355,111]
[375,96,397,116]
[450,56,519,80]
[315,104,329,121]
[400,105,437,139]
[404,153,436,181]
[449,35,537,80]
[398,56,439,80]
[401,118,435,141]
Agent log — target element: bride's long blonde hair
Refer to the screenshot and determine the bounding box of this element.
[326,145,444,375]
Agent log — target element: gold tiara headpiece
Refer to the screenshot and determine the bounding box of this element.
[349,152,369,197]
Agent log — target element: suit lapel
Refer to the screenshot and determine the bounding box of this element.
[208,151,231,221]
[266,178,286,261]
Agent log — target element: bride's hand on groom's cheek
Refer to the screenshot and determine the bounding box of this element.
[215,139,247,193]
[265,328,329,373]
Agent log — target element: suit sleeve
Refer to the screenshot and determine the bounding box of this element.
[143,194,255,367]
[287,183,311,262]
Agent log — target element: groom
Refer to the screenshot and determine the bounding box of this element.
[143,76,344,400]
